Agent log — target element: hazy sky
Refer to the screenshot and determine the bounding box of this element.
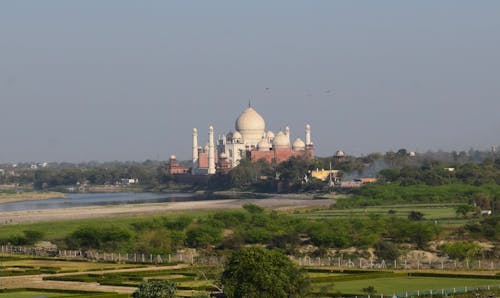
[1,1,499,162]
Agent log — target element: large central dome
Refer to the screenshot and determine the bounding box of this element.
[235,107,266,146]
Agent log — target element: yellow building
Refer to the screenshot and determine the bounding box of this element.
[311,169,340,181]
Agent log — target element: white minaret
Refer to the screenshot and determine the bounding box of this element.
[305,124,311,146]
[208,125,216,174]
[192,128,199,175]
[285,126,290,143]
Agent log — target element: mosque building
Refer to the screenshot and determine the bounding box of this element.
[190,105,314,175]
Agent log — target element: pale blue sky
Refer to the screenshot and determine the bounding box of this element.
[1,1,499,162]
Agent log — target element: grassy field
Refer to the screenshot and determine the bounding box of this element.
[313,276,500,296]
[0,291,75,298]
[295,203,465,223]
[0,256,143,273]
[0,210,214,240]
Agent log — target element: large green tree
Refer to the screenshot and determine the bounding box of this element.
[221,246,309,298]
[133,280,177,298]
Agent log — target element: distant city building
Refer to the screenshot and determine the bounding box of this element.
[335,150,346,159]
[190,105,315,175]
[120,178,139,185]
[311,168,340,182]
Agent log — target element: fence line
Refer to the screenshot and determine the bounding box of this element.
[1,245,499,270]
[357,285,500,298]
[291,256,500,270]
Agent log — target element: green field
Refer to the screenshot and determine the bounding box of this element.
[313,276,500,296]
[297,203,464,223]
[0,210,214,240]
[0,291,74,298]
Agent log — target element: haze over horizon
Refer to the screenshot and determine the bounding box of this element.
[1,1,499,163]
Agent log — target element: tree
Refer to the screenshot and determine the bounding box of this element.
[362,286,377,295]
[440,242,481,260]
[133,280,177,298]
[408,211,424,221]
[221,247,309,298]
[373,240,400,261]
[455,204,476,218]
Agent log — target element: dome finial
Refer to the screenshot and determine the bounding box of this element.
[248,99,251,108]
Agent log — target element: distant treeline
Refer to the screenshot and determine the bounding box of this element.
[0,161,174,191]
[1,148,499,193]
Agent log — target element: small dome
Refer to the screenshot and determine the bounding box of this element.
[292,138,306,151]
[170,155,177,160]
[257,138,271,151]
[266,130,275,140]
[335,150,345,157]
[233,131,243,140]
[273,131,290,148]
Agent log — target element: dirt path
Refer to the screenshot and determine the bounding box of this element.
[0,197,333,225]
[0,264,189,293]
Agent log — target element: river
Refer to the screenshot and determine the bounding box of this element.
[0,192,195,212]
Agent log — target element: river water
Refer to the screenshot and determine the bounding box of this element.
[0,192,194,212]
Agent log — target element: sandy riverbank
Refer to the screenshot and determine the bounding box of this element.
[0,191,66,204]
[0,196,333,225]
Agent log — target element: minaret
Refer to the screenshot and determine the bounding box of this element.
[305,124,311,146]
[208,125,216,174]
[192,128,198,175]
[285,126,290,144]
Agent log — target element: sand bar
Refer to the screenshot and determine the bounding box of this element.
[0,196,333,225]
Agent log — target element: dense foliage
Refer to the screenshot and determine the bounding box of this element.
[222,247,309,298]
[133,280,177,298]
[49,205,446,256]
[336,183,500,208]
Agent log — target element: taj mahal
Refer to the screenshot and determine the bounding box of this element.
[188,105,315,175]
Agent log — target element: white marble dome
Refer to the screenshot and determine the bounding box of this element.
[266,130,275,140]
[273,131,290,148]
[235,107,266,145]
[292,138,306,151]
[233,131,243,140]
[257,138,271,151]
